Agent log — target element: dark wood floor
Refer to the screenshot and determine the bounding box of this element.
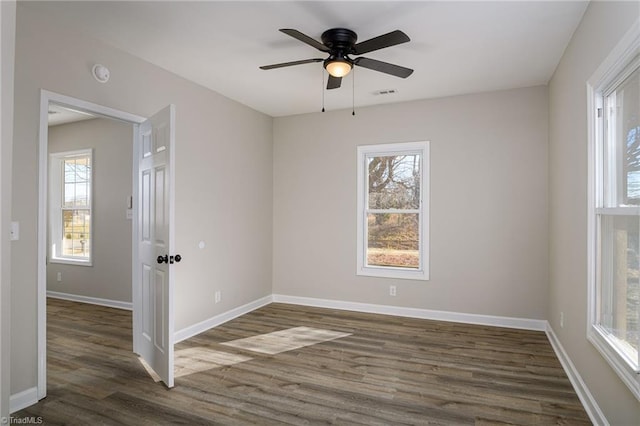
[15,299,590,425]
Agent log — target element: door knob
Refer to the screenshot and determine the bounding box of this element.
[158,254,181,264]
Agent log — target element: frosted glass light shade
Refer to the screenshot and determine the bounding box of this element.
[325,60,352,77]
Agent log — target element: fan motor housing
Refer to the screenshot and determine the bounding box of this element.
[321,28,358,52]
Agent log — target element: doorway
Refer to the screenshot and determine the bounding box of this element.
[36,90,176,398]
[46,104,133,308]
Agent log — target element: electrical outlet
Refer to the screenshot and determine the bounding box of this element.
[389,285,397,296]
[57,272,62,282]
[560,312,564,328]
[215,291,221,304]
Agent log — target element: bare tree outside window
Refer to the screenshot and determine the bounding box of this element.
[62,156,91,258]
[366,154,421,268]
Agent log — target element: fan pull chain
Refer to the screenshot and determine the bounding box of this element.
[321,68,325,112]
[352,67,356,116]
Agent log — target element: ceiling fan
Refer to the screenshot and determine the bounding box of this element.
[260,28,414,90]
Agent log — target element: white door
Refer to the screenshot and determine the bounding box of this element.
[133,105,176,388]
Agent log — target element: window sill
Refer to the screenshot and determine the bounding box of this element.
[357,265,429,281]
[588,325,640,400]
[49,258,92,267]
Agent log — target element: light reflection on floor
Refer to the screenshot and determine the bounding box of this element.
[174,347,253,378]
[150,326,353,379]
[221,326,352,355]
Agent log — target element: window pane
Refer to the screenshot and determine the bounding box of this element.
[63,156,91,208]
[63,183,75,207]
[75,182,88,207]
[367,213,419,268]
[64,162,76,183]
[368,154,420,209]
[62,209,91,258]
[600,215,639,364]
[605,65,640,206]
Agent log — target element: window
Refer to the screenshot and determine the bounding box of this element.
[357,141,429,280]
[49,149,92,265]
[588,33,640,399]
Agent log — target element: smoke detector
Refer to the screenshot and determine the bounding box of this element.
[92,64,110,83]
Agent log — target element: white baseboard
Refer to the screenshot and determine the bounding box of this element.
[546,324,608,426]
[10,387,38,414]
[272,294,547,331]
[174,295,273,343]
[47,291,132,311]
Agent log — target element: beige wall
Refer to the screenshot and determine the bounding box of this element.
[11,4,273,395]
[1,0,16,418]
[47,117,133,303]
[273,86,549,320]
[548,1,640,424]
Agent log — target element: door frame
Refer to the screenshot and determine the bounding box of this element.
[37,90,148,398]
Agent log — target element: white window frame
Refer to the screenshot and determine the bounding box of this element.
[587,21,640,400]
[49,148,93,266]
[356,141,429,280]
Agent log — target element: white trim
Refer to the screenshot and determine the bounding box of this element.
[0,2,16,420]
[131,124,141,354]
[166,104,176,388]
[586,17,640,401]
[37,90,145,400]
[9,387,38,414]
[588,19,640,93]
[40,90,145,124]
[546,324,609,426]
[587,326,640,399]
[47,291,132,311]
[49,148,93,266]
[48,258,92,267]
[174,295,273,343]
[174,292,548,345]
[594,206,640,215]
[356,141,430,281]
[175,292,547,349]
[37,92,48,400]
[272,294,547,331]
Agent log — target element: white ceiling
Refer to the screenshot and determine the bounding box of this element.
[25,1,589,117]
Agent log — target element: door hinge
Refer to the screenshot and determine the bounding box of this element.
[597,108,603,118]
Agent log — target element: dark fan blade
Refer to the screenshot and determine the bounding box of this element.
[327,75,342,90]
[353,30,410,55]
[354,57,413,78]
[280,29,330,52]
[260,58,323,70]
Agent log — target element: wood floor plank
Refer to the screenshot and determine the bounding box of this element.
[13,299,591,425]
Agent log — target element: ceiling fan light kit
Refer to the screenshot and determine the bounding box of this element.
[325,58,352,77]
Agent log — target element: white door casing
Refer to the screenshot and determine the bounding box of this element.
[133,104,176,388]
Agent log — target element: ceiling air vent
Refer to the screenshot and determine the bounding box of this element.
[373,89,398,96]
